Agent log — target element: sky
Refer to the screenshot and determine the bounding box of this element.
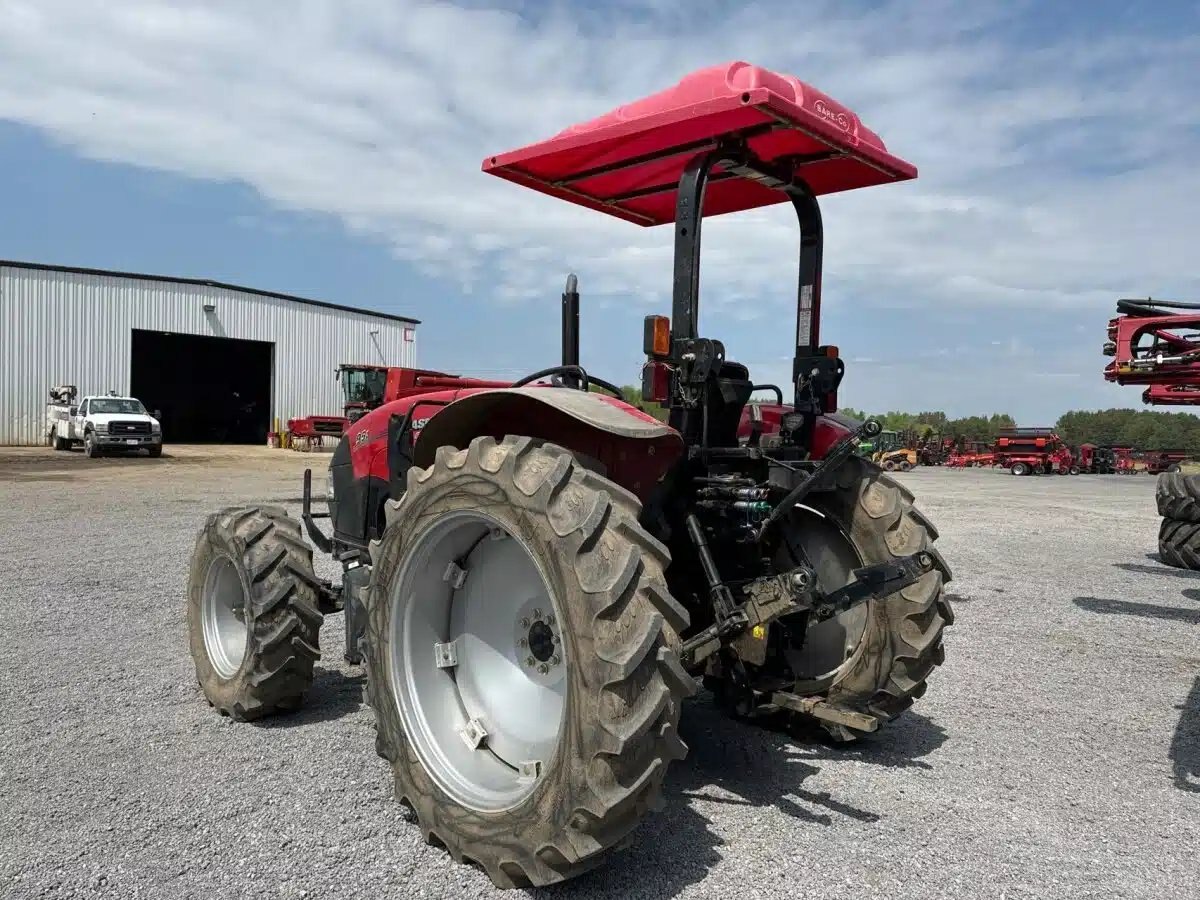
[1,0,1198,424]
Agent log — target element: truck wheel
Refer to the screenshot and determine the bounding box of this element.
[1157,473,1200,522]
[148,445,163,458]
[774,455,952,741]
[364,436,692,887]
[1011,462,1029,476]
[51,428,69,451]
[882,459,896,471]
[899,460,913,472]
[186,506,324,720]
[84,431,102,458]
[1159,518,1200,570]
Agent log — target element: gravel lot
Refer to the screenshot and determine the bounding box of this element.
[1,446,1197,900]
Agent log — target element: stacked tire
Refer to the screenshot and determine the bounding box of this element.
[1156,473,1200,569]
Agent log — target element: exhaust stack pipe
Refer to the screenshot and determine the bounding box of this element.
[561,274,580,387]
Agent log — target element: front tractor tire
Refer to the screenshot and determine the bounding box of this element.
[772,455,953,741]
[365,436,692,888]
[187,506,324,720]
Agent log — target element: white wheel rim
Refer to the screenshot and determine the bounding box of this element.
[388,510,566,812]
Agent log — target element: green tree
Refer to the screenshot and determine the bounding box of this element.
[616,384,669,422]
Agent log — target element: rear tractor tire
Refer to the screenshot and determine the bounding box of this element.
[1011,462,1029,476]
[364,436,692,887]
[186,506,324,720]
[757,455,952,742]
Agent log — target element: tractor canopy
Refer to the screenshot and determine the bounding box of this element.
[483,61,916,226]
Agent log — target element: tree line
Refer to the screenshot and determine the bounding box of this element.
[841,406,1200,451]
[617,387,1200,451]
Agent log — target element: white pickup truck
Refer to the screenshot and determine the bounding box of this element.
[47,392,163,458]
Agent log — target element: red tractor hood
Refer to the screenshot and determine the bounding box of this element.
[483,61,916,226]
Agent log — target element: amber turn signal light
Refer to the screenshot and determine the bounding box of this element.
[643,315,670,358]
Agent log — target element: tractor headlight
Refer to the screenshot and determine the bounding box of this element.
[325,465,339,523]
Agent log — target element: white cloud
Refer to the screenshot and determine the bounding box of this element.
[0,1,1197,331]
[0,0,1195,316]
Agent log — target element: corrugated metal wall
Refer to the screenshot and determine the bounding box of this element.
[0,265,417,445]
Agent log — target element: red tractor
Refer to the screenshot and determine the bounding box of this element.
[184,62,952,887]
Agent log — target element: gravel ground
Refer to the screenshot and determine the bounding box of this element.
[1,446,1197,900]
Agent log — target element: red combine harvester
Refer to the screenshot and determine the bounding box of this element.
[287,365,516,446]
[183,62,953,886]
[994,427,1076,476]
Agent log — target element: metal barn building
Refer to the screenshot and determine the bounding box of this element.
[0,261,418,445]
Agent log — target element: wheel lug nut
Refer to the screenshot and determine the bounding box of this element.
[521,618,530,628]
[532,608,542,619]
[526,656,535,667]
[550,655,560,666]
[538,664,549,674]
[546,614,555,626]
[518,638,527,647]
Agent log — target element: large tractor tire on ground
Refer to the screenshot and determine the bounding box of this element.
[187,506,324,720]
[775,455,953,741]
[364,436,692,888]
[1158,518,1200,570]
[1156,473,1200,523]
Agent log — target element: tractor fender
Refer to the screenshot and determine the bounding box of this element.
[413,388,683,501]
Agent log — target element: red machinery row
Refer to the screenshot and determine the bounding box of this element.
[942,431,1175,476]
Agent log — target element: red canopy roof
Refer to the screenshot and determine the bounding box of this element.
[483,61,917,227]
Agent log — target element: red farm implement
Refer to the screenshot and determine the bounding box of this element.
[1076,443,1117,474]
[1105,298,1200,404]
[182,62,952,887]
[994,427,1076,476]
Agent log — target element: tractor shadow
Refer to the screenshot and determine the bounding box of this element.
[254,667,365,729]
[1073,596,1200,624]
[1114,562,1200,579]
[1171,676,1200,793]
[537,696,946,899]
